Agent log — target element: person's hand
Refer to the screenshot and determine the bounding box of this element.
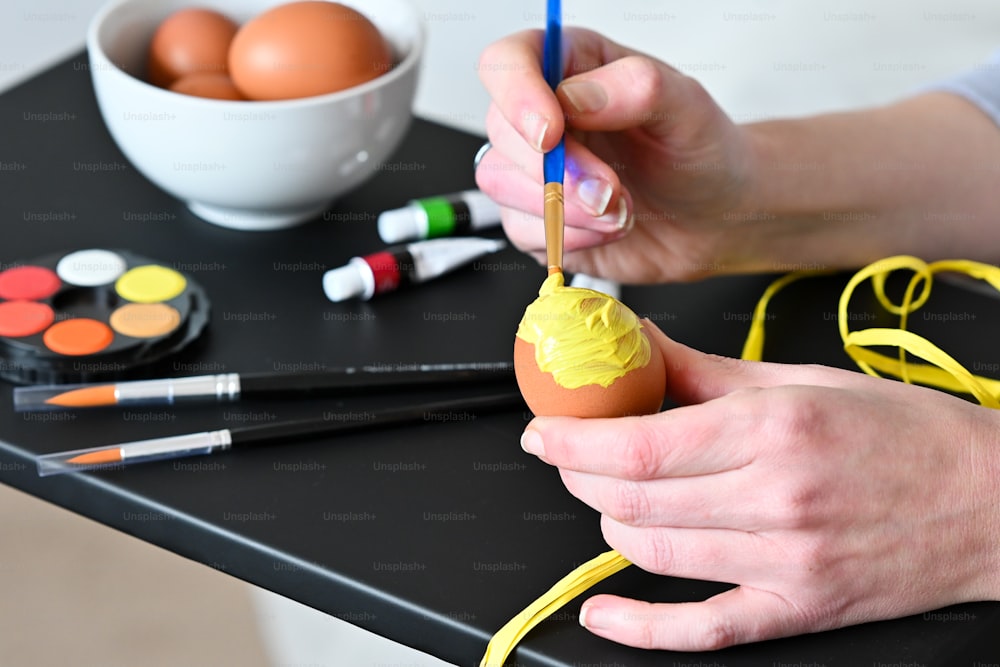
[519,323,1000,650]
[476,28,756,283]
[476,30,1000,281]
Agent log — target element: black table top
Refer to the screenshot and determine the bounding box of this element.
[2,52,999,667]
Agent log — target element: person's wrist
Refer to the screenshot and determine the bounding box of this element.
[706,120,811,272]
[717,115,883,273]
[737,120,798,224]
[954,406,1000,603]
[981,409,1000,601]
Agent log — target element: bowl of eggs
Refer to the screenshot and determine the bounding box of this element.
[87,0,424,230]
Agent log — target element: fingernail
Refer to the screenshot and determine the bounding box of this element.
[578,177,614,217]
[594,197,632,230]
[520,429,545,457]
[615,197,633,230]
[579,602,606,630]
[560,81,609,114]
[522,113,549,152]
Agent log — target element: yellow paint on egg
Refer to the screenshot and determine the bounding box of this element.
[515,272,651,389]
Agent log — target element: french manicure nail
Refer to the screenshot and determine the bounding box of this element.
[615,197,632,230]
[592,197,632,231]
[523,114,549,152]
[560,81,609,114]
[579,602,606,630]
[520,429,545,457]
[578,178,614,217]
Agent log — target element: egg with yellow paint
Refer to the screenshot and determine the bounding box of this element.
[514,272,666,418]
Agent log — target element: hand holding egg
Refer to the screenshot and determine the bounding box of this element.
[514,272,666,418]
[147,2,393,101]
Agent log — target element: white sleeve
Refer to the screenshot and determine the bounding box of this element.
[924,49,1000,128]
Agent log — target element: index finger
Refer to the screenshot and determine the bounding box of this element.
[477,28,641,152]
[477,30,559,152]
[520,404,756,480]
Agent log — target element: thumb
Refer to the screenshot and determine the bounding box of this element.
[642,321,851,406]
[578,586,806,651]
[643,321,758,406]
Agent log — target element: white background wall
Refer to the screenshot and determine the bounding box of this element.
[2,0,999,132]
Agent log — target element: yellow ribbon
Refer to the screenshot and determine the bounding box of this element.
[742,255,1000,406]
[481,255,1000,666]
[479,550,631,666]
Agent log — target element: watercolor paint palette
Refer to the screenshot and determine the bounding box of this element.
[0,248,210,385]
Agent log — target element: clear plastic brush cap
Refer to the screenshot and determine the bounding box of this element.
[36,431,230,476]
[14,374,241,412]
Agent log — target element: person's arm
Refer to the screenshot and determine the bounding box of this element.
[740,92,1000,272]
[477,29,1000,282]
[479,32,1000,651]
[923,48,1000,128]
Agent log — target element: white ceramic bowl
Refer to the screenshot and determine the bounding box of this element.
[87,0,424,230]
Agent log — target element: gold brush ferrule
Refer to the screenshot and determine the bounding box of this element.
[543,181,564,276]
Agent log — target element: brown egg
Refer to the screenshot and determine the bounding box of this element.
[513,273,667,419]
[169,73,245,100]
[228,1,394,101]
[514,331,666,418]
[147,8,239,88]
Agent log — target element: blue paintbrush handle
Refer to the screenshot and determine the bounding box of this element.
[542,0,564,185]
[542,0,562,90]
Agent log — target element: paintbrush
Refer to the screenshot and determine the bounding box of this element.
[13,361,515,411]
[542,0,565,276]
[35,390,524,476]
